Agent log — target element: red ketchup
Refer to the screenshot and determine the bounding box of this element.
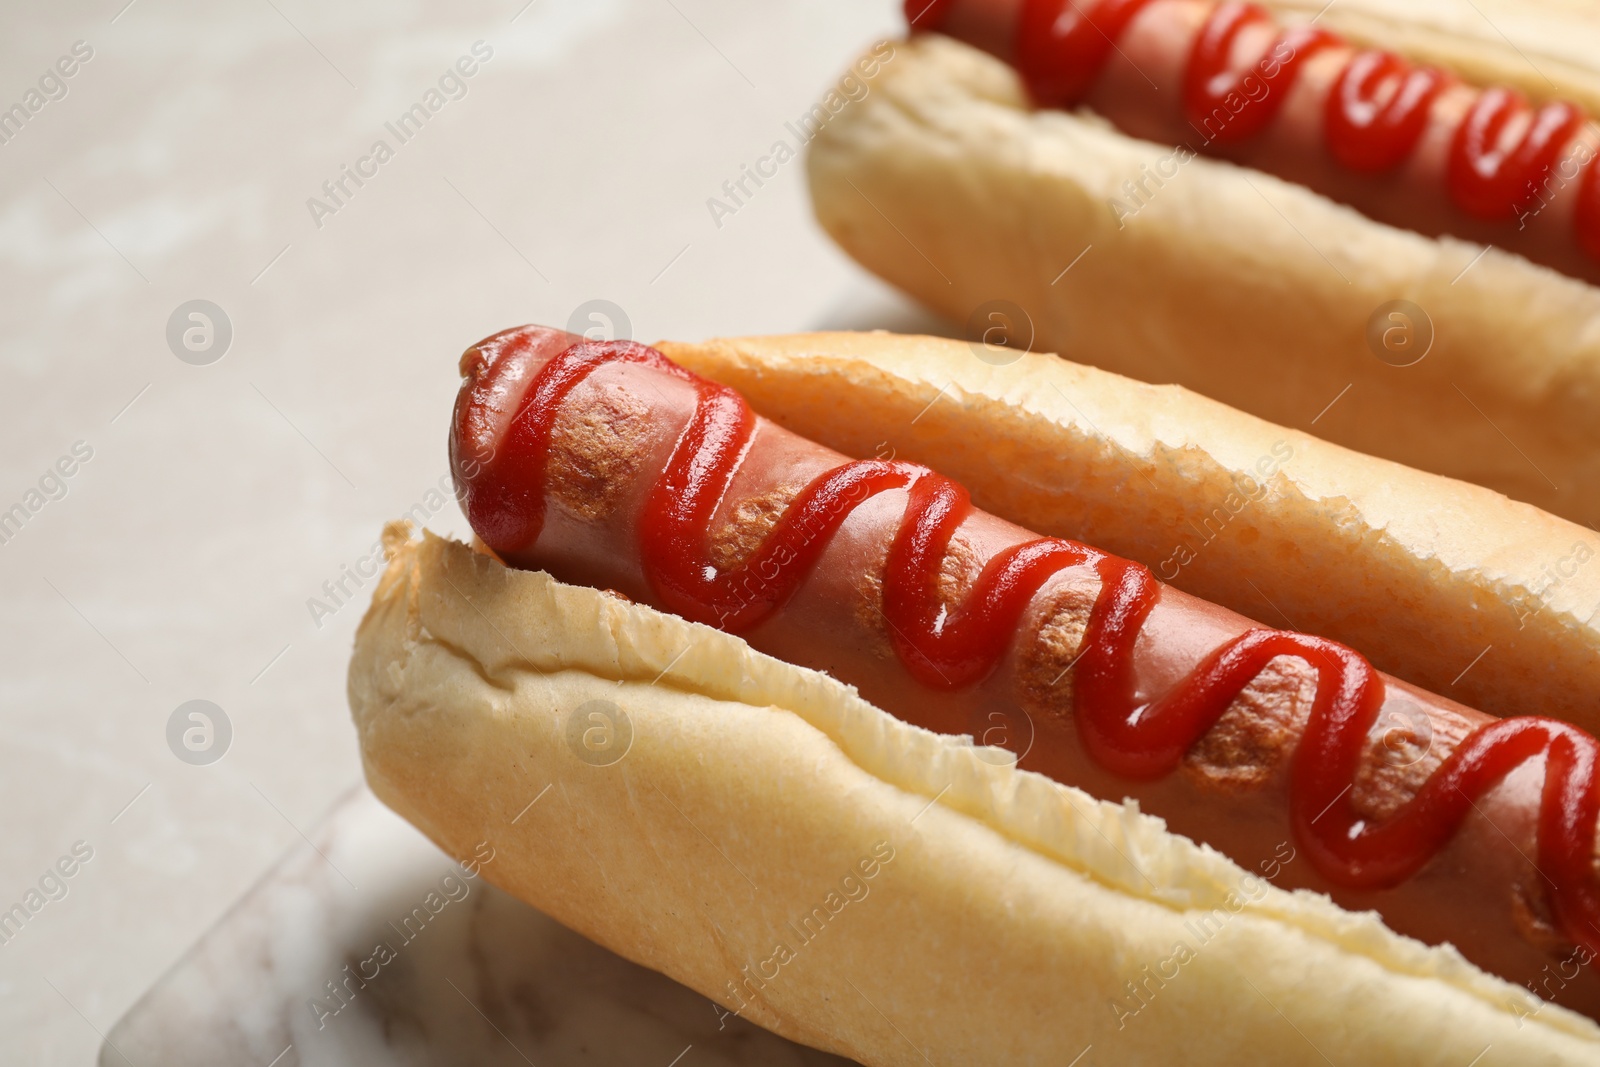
[1449,89,1583,221]
[1182,2,1340,143]
[458,334,1600,957]
[1011,0,1161,109]
[913,0,1600,261]
[1325,49,1445,172]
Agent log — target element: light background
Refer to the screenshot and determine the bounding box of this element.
[0,1,941,1060]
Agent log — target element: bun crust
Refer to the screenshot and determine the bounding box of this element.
[805,34,1600,526]
[662,332,1600,736]
[349,528,1600,1066]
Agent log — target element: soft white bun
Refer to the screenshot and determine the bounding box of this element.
[662,332,1600,735]
[805,31,1600,525]
[349,528,1600,1066]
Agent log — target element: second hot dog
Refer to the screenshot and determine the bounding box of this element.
[916,0,1600,282]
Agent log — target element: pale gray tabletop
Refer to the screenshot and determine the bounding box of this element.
[0,1,944,1061]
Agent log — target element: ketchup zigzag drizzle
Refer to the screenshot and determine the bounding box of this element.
[461,336,1600,953]
[919,0,1600,260]
[1451,89,1583,221]
[1182,0,1341,144]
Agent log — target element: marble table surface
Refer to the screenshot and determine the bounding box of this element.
[101,786,859,1067]
[0,1,946,1061]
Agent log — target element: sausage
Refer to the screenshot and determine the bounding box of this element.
[453,325,1600,1020]
[917,0,1600,285]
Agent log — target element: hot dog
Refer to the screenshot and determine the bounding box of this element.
[454,323,1600,1010]
[918,0,1600,282]
[805,2,1600,525]
[350,326,1600,1065]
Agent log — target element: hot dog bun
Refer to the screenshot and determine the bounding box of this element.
[350,526,1600,1065]
[806,31,1600,524]
[658,332,1600,736]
